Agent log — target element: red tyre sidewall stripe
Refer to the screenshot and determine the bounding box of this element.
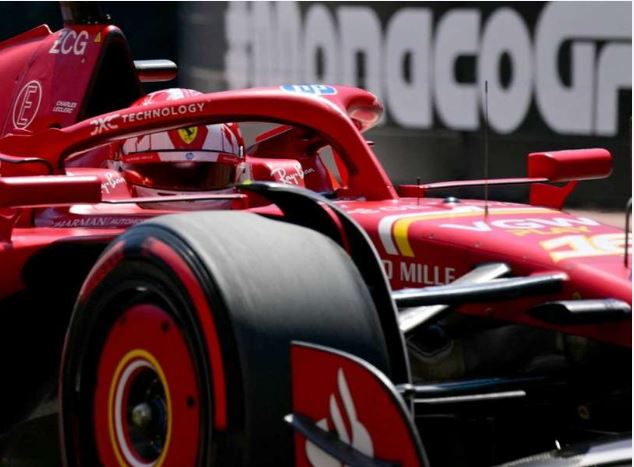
[321,204,351,254]
[143,237,227,429]
[78,240,125,302]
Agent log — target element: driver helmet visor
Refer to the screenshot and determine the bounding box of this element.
[122,151,241,191]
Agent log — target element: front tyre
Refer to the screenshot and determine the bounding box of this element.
[61,212,391,466]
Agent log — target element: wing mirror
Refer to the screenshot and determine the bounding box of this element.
[527,148,612,182]
[528,148,612,209]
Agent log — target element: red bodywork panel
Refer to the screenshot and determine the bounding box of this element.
[339,198,631,346]
[0,24,138,139]
[0,175,101,208]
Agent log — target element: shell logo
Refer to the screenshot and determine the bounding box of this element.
[305,369,373,466]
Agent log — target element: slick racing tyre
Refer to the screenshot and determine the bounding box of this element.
[60,211,391,466]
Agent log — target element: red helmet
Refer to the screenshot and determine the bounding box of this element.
[116,88,245,197]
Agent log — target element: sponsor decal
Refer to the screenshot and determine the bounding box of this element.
[51,217,143,228]
[378,206,555,257]
[540,233,631,263]
[178,126,198,144]
[90,103,205,137]
[439,216,600,236]
[49,29,89,56]
[270,165,315,185]
[12,80,42,129]
[120,102,206,124]
[383,259,455,285]
[218,153,241,163]
[291,343,425,466]
[281,84,337,95]
[226,3,630,136]
[52,100,78,114]
[121,153,159,164]
[90,114,120,135]
[305,369,373,466]
[100,172,126,195]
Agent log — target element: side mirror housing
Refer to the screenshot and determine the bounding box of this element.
[527,148,612,182]
[528,148,612,210]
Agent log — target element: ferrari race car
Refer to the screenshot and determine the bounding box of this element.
[0,3,631,466]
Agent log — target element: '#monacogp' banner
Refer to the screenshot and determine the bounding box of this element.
[179,2,631,207]
[220,2,631,137]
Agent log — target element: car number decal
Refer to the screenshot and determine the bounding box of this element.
[540,233,630,262]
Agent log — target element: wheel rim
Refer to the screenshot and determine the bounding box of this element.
[114,350,170,465]
[125,363,168,461]
[94,304,203,466]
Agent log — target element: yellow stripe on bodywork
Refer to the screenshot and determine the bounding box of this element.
[393,207,556,257]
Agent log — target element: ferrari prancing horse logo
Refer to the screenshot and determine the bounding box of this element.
[178,126,198,144]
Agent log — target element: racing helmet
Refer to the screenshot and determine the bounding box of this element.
[116,88,246,197]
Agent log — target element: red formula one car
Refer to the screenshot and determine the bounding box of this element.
[0,4,631,467]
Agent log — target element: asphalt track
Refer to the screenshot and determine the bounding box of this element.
[0,210,629,466]
[0,399,59,466]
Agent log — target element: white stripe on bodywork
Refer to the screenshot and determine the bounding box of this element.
[378,205,482,255]
[377,205,556,255]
